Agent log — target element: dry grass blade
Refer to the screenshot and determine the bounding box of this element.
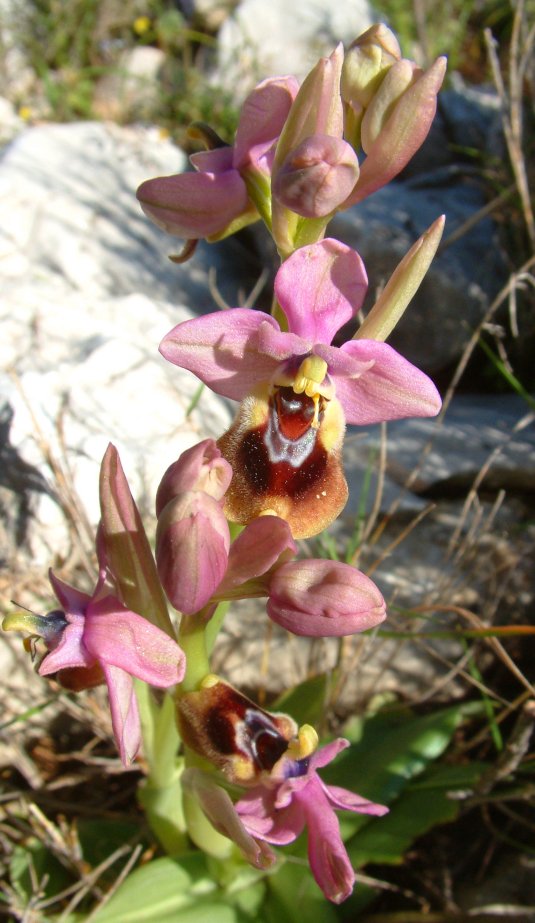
[484,0,535,248]
[64,842,144,922]
[411,604,535,696]
[7,369,96,578]
[447,411,535,555]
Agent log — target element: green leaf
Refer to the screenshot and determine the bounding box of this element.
[336,760,490,919]
[263,861,338,923]
[77,819,147,871]
[90,854,239,923]
[273,673,332,728]
[347,760,488,867]
[326,703,481,807]
[10,840,72,904]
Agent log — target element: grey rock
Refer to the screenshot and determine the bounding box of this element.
[341,395,535,527]
[382,394,535,495]
[330,171,507,372]
[1,285,232,566]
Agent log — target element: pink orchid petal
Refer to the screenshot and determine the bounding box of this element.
[312,339,375,377]
[156,492,230,614]
[324,783,389,817]
[334,339,442,424]
[190,146,234,172]
[255,321,310,360]
[159,309,281,400]
[275,239,367,344]
[182,769,277,869]
[234,75,300,172]
[298,774,355,904]
[48,570,90,617]
[136,169,249,238]
[309,738,349,772]
[218,516,296,595]
[83,595,186,685]
[101,662,141,765]
[267,560,386,637]
[236,787,305,844]
[155,440,232,516]
[38,615,93,674]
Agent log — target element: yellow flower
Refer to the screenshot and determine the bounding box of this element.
[133,15,151,35]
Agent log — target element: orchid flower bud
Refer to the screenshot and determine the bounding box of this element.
[342,24,401,110]
[274,45,345,168]
[177,675,297,784]
[267,559,386,636]
[156,439,232,516]
[272,134,360,218]
[344,55,447,205]
[355,214,445,342]
[156,491,230,614]
[271,44,345,253]
[360,58,419,154]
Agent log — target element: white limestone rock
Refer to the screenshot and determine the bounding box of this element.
[0,121,234,568]
[215,0,375,96]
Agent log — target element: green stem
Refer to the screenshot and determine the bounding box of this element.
[205,600,230,655]
[178,606,212,693]
[135,682,188,855]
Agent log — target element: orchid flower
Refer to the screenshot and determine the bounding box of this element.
[177,676,387,904]
[160,239,441,538]
[235,737,388,904]
[136,75,298,246]
[3,564,186,766]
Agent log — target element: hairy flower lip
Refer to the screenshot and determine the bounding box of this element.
[178,678,298,784]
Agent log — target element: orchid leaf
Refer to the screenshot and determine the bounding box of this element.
[346,760,488,867]
[324,702,483,813]
[264,861,338,923]
[90,854,241,923]
[273,672,332,728]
